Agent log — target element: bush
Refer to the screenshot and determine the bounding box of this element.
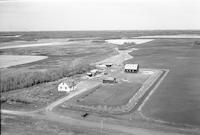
[194,41,200,46]
[0,64,93,92]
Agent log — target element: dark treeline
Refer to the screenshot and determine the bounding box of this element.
[0,65,93,92]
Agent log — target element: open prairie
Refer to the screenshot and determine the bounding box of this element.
[1,31,200,135]
[0,39,116,69]
[1,30,200,43]
[1,114,117,135]
[0,38,116,110]
[126,38,200,127]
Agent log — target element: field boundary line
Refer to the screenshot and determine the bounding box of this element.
[138,69,169,112]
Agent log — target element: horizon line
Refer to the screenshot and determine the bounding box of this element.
[1,29,200,32]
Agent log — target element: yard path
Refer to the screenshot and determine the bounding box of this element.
[96,48,137,65]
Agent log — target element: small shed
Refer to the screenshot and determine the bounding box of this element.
[87,69,98,77]
[103,77,117,83]
[105,63,113,67]
[81,113,89,118]
[124,64,139,73]
[86,72,93,77]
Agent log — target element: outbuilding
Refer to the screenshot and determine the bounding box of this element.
[86,72,93,77]
[87,69,98,77]
[103,77,117,83]
[124,64,139,73]
[105,63,113,67]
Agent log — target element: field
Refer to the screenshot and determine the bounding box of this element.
[1,74,83,110]
[53,37,200,129]
[77,82,142,106]
[126,38,200,127]
[1,114,118,135]
[1,30,200,43]
[0,40,116,68]
[1,31,200,135]
[0,38,117,110]
[57,67,158,115]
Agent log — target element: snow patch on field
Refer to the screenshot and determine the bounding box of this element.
[106,39,154,45]
[0,42,69,49]
[135,34,200,39]
[0,55,48,68]
[0,35,21,38]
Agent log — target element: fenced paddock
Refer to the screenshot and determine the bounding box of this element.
[78,82,142,106]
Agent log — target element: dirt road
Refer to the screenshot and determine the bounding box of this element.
[1,109,184,135]
[43,112,183,135]
[96,48,137,65]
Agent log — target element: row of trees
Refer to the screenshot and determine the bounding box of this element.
[1,64,93,92]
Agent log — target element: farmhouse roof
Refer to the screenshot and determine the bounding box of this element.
[61,80,75,88]
[90,69,98,73]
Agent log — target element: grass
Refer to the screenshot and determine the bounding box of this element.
[0,39,116,92]
[1,32,200,127]
[78,82,141,106]
[0,39,117,110]
[1,79,66,110]
[0,70,87,110]
[0,40,116,69]
[1,115,117,135]
[59,80,143,114]
[126,38,200,127]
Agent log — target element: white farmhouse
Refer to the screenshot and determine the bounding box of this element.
[90,69,98,74]
[124,64,139,73]
[58,82,75,93]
